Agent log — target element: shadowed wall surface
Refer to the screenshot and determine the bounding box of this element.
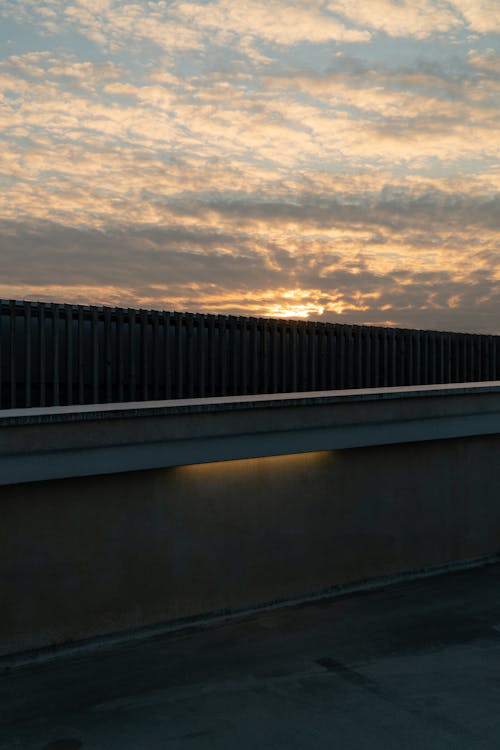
[2,433,500,658]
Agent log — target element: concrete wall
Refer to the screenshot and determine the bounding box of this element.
[2,431,500,657]
[2,384,500,658]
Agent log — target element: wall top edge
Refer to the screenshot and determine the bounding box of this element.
[2,382,500,427]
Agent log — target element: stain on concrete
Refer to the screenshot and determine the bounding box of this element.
[315,657,378,689]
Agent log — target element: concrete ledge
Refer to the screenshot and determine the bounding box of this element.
[2,382,500,485]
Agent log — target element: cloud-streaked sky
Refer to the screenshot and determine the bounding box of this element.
[1,0,499,332]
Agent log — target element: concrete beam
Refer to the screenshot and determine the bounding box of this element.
[2,382,500,486]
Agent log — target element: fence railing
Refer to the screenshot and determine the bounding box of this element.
[1,298,499,409]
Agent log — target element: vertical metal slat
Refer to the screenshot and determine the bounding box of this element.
[208,314,215,396]
[364,328,371,388]
[240,317,248,396]
[429,332,436,384]
[53,304,60,406]
[65,304,73,405]
[270,319,278,394]
[104,307,112,403]
[140,309,148,401]
[220,316,227,397]
[437,334,444,384]
[279,323,293,393]
[372,328,380,388]
[117,307,124,402]
[300,324,308,392]
[186,313,194,398]
[414,330,421,385]
[319,325,327,391]
[9,300,16,408]
[176,314,183,398]
[290,322,298,392]
[77,307,85,404]
[92,307,99,404]
[346,326,354,389]
[39,303,46,407]
[24,301,31,407]
[309,324,317,391]
[327,326,336,390]
[163,311,172,399]
[338,326,346,389]
[261,319,269,394]
[354,327,362,388]
[152,310,160,400]
[230,317,238,395]
[390,329,397,387]
[251,318,259,394]
[197,314,206,398]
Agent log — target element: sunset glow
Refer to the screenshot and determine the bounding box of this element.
[1,1,499,332]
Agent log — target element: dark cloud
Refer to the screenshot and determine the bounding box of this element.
[185,190,500,233]
[0,221,283,289]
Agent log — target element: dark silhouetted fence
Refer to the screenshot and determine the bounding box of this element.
[1,299,499,409]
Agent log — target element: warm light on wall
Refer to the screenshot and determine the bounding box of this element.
[173,450,333,481]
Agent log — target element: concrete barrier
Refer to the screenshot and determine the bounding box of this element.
[1,383,500,658]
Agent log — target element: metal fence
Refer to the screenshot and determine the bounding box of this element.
[1,298,499,409]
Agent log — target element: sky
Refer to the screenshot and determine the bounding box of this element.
[1,0,499,333]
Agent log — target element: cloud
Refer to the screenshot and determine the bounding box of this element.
[1,168,499,331]
[3,0,372,52]
[327,0,461,39]
[327,0,500,38]
[47,60,124,90]
[449,0,500,34]
[1,3,499,334]
[467,48,500,74]
[174,0,371,45]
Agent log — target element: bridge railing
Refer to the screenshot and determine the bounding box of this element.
[1,298,499,408]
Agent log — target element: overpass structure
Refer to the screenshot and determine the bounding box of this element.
[2,381,500,661]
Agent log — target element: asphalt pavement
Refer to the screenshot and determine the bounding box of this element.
[2,562,500,749]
